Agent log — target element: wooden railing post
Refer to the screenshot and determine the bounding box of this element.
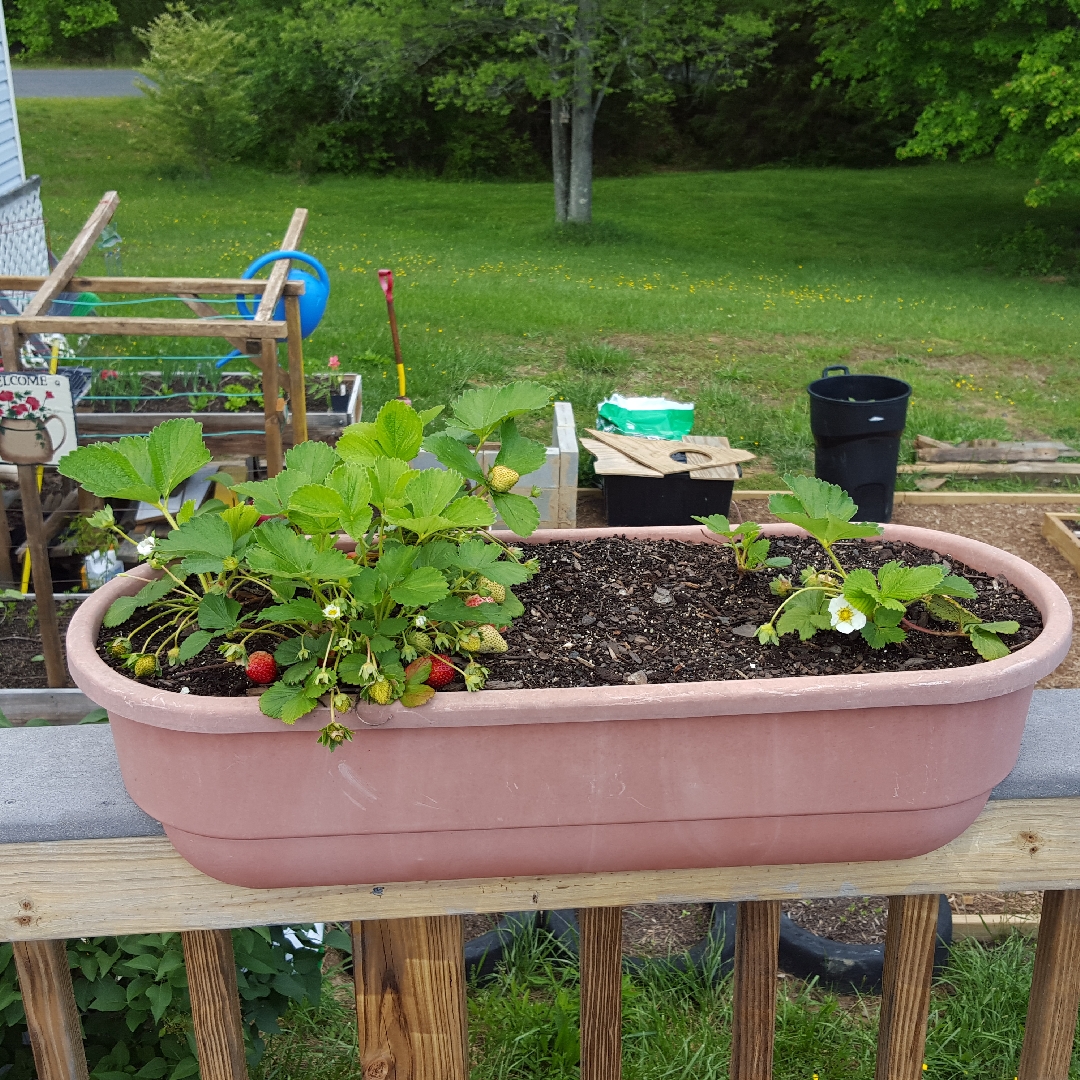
[12,939,89,1080]
[730,900,780,1080]
[579,906,623,1080]
[181,930,248,1080]
[351,916,467,1080]
[876,893,939,1080]
[1018,889,1080,1080]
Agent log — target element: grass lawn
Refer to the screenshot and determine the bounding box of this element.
[253,931,1065,1080]
[20,97,1080,488]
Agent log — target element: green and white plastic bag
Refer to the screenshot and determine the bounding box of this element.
[596,393,694,440]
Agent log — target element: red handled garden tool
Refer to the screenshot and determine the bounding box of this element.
[378,268,409,402]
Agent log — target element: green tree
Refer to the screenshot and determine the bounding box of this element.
[817,0,1080,205]
[298,0,772,223]
[6,0,120,57]
[136,5,257,178]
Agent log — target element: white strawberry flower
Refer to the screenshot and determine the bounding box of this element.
[136,536,156,557]
[414,615,427,627]
[828,595,867,634]
[323,603,342,620]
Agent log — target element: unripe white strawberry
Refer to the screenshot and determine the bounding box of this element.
[488,465,519,493]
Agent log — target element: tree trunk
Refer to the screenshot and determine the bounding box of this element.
[568,0,596,224]
[551,96,570,222]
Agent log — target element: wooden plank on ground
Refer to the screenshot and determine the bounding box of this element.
[898,462,1080,480]
[22,192,119,319]
[1017,889,1080,1080]
[1042,514,1080,576]
[5,798,1080,941]
[12,939,89,1080]
[0,276,304,295]
[352,916,467,1080]
[579,907,623,1080]
[731,490,1080,506]
[951,912,1040,940]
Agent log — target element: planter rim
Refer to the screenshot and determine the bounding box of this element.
[67,523,1072,734]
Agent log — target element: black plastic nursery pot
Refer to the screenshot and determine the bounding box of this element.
[602,473,734,527]
[808,365,912,523]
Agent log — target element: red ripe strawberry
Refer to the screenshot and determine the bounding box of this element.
[246,651,278,684]
[406,654,456,689]
[425,654,456,688]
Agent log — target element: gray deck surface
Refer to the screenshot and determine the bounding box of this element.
[13,69,147,98]
[1,690,1077,845]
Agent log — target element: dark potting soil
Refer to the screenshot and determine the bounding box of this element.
[478,536,1044,689]
[94,535,1043,698]
[783,896,890,945]
[0,597,79,689]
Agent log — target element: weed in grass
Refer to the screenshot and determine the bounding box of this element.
[564,342,636,375]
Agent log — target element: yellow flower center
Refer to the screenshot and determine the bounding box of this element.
[837,606,854,622]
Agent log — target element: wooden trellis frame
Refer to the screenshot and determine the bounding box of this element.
[0,191,315,688]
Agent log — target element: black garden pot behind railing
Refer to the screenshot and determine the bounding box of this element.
[807,366,912,523]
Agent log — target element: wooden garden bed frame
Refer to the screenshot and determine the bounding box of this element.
[0,191,318,690]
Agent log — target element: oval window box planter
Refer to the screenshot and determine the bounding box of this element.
[67,524,1071,890]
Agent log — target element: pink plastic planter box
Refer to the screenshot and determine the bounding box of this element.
[67,524,1071,889]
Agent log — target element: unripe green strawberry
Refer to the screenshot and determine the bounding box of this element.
[477,624,508,653]
[488,465,519,493]
[368,677,393,704]
[459,631,482,652]
[133,655,157,679]
[478,577,506,602]
[109,638,131,659]
[409,630,433,651]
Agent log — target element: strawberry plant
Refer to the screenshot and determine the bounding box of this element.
[692,515,792,573]
[747,475,1019,660]
[58,382,553,748]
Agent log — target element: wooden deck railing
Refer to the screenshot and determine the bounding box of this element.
[4,689,1080,1080]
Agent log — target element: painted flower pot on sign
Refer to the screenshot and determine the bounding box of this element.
[67,523,1071,890]
[0,416,65,465]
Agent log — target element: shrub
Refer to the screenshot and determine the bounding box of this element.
[136,6,257,178]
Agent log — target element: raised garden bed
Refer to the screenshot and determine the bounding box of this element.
[75,372,361,455]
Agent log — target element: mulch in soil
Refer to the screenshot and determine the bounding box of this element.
[0,597,79,689]
[783,896,890,945]
[92,534,1044,698]
[480,535,1044,689]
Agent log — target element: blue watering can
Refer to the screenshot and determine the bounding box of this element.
[220,251,331,368]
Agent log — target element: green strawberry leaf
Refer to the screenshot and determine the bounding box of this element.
[492,492,540,537]
[776,589,831,641]
[257,598,326,624]
[405,468,463,518]
[969,626,1014,660]
[493,418,548,476]
[259,681,320,724]
[422,432,486,483]
[156,513,234,561]
[197,593,241,631]
[374,399,425,461]
[336,421,383,466]
[860,620,907,649]
[103,576,176,628]
[933,574,978,599]
[176,630,214,663]
[451,382,553,434]
[274,633,330,666]
[282,658,318,685]
[389,565,450,607]
[692,513,739,536]
[283,440,340,484]
[877,562,945,601]
[400,683,436,707]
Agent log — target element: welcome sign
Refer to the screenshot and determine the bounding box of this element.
[0,371,77,466]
